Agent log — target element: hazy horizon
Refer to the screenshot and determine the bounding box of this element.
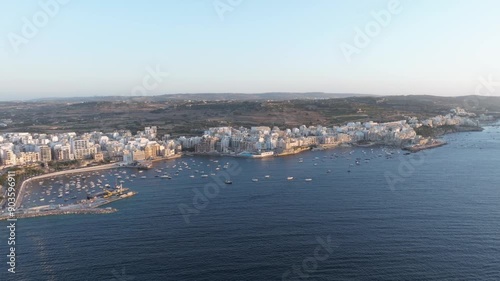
[1,0,499,100]
[1,92,499,102]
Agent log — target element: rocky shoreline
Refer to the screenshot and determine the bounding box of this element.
[403,140,447,152]
[415,125,483,138]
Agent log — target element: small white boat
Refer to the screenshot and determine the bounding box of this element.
[141,176,147,179]
[264,175,270,178]
[201,174,208,178]
[305,178,312,182]
[252,178,259,182]
[287,177,294,181]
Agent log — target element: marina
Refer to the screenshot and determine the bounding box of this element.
[17,146,404,204]
[0,134,477,220]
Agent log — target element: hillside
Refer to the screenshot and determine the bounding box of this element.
[1,95,499,136]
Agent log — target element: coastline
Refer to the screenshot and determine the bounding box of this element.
[0,207,117,221]
[276,147,311,156]
[311,143,341,151]
[4,123,488,220]
[151,153,182,162]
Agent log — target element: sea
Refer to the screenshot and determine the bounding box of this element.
[1,122,500,281]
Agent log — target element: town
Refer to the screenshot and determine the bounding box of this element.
[0,107,482,169]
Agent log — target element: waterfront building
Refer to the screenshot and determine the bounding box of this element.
[39,145,52,162]
[122,150,133,163]
[0,148,16,166]
[93,153,104,162]
[18,152,41,165]
[53,145,72,161]
[132,150,146,161]
[145,142,161,159]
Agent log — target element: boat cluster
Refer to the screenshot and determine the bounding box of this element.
[22,147,404,208]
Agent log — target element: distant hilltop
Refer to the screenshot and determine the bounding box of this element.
[27,92,373,103]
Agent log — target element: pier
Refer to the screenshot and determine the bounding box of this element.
[0,208,117,220]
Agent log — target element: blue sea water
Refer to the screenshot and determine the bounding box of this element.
[1,123,500,281]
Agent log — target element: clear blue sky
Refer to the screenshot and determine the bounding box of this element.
[1,0,499,100]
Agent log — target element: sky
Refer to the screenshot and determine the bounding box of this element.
[0,0,499,100]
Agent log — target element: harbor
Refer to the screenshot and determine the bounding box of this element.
[0,121,488,220]
[1,154,187,218]
[1,171,137,220]
[1,161,145,219]
[1,139,445,220]
[1,154,249,219]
